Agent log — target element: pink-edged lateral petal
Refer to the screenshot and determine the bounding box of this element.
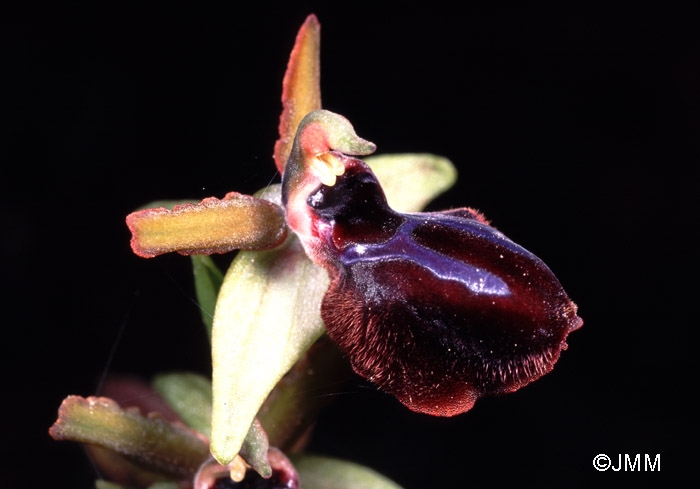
[126,192,288,258]
[273,14,322,174]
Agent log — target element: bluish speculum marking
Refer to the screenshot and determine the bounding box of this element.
[340,219,511,297]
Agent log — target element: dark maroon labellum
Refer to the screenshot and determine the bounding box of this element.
[285,154,582,417]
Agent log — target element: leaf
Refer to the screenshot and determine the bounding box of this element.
[365,153,457,212]
[274,14,322,173]
[290,454,406,489]
[191,255,224,342]
[152,372,213,438]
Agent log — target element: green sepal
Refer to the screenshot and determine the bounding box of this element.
[209,186,329,464]
[152,372,213,438]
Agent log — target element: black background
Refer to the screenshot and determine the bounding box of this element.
[4,5,698,488]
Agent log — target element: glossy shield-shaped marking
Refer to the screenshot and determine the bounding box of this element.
[286,156,582,416]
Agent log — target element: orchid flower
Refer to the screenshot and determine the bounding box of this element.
[50,13,580,489]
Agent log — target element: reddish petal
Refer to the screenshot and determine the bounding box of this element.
[273,14,322,174]
[126,192,287,258]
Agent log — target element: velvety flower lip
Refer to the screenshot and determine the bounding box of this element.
[283,113,583,417]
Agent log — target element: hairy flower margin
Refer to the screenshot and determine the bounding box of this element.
[50,14,457,489]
